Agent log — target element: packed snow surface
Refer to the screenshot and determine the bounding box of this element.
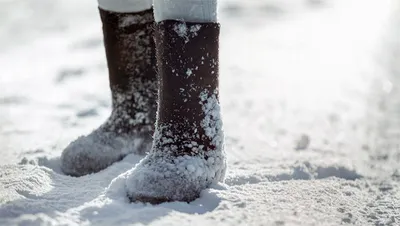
[1,0,400,225]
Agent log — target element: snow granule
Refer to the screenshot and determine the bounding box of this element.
[199,89,224,149]
[186,68,193,77]
[174,23,188,37]
[295,134,311,151]
[118,12,154,28]
[173,23,202,44]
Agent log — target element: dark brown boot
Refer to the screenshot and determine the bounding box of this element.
[125,20,226,203]
[61,8,157,177]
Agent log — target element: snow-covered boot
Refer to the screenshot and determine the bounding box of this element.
[61,8,157,177]
[125,20,226,203]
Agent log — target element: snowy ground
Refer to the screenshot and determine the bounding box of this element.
[1,0,400,225]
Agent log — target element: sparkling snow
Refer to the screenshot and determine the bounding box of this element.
[1,0,400,225]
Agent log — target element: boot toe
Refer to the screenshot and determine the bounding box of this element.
[125,164,202,203]
[125,152,226,203]
[60,134,124,177]
[61,129,140,177]
[61,129,154,177]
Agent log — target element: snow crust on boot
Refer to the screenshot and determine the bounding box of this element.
[61,9,157,177]
[125,21,226,203]
[126,91,226,203]
[61,131,150,177]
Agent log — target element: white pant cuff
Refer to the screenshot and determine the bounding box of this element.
[154,0,218,23]
[98,0,152,13]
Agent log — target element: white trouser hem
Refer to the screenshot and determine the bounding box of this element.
[98,0,152,13]
[154,0,218,23]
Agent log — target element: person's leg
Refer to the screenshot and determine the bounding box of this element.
[125,0,226,203]
[153,0,218,22]
[98,0,152,13]
[61,0,157,177]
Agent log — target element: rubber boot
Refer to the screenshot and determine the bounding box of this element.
[125,20,226,203]
[61,8,157,177]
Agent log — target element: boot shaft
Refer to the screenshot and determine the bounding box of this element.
[99,8,158,132]
[154,20,223,155]
[100,8,156,93]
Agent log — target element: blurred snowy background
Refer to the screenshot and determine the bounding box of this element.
[1,0,400,225]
